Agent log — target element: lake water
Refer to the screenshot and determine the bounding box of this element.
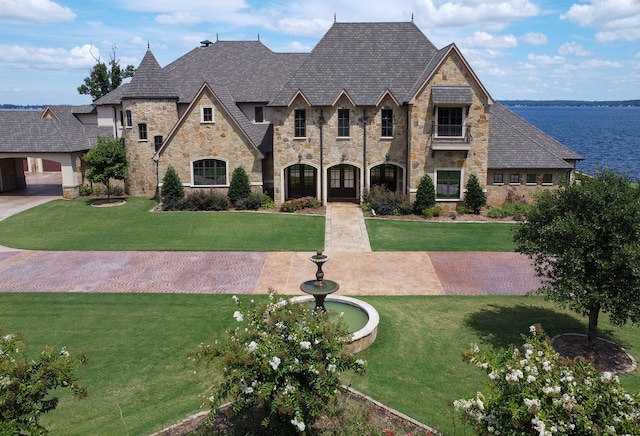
[508,106,640,179]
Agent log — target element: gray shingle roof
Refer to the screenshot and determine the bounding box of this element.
[488,103,582,169]
[0,106,111,153]
[123,49,179,100]
[269,22,439,106]
[432,86,472,105]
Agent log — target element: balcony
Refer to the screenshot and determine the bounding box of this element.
[431,122,471,157]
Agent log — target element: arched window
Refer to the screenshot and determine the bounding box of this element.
[193,159,227,186]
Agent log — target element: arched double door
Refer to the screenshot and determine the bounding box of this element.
[286,164,317,199]
[328,164,359,202]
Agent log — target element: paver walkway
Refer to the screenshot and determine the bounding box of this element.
[0,174,541,296]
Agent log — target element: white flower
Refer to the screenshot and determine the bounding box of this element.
[208,394,215,403]
[356,359,365,366]
[527,375,536,383]
[60,347,70,357]
[489,371,500,381]
[291,416,306,432]
[300,340,311,350]
[246,341,258,352]
[269,356,281,370]
[231,295,239,303]
[233,311,243,322]
[275,322,285,329]
[327,364,337,373]
[530,325,537,334]
[524,398,541,413]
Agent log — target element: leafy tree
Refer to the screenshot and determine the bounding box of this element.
[161,165,184,210]
[0,329,87,434]
[413,174,436,214]
[464,173,486,214]
[228,166,251,205]
[514,170,640,350]
[84,136,128,199]
[77,46,135,101]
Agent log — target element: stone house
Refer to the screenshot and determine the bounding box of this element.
[1,21,581,205]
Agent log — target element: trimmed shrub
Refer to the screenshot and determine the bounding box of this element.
[161,165,184,210]
[422,205,443,218]
[464,173,486,214]
[235,192,264,210]
[179,191,229,211]
[279,196,320,213]
[228,166,251,205]
[261,192,276,209]
[413,174,436,213]
[363,186,411,216]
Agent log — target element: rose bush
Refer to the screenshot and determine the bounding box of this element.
[455,324,640,435]
[189,292,366,434]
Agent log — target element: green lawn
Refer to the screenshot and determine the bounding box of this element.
[366,219,517,251]
[1,293,638,435]
[0,198,324,251]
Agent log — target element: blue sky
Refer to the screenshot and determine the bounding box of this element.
[1,0,639,105]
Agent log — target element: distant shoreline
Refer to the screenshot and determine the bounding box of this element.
[499,100,640,107]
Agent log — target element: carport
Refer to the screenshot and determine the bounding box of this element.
[0,106,111,198]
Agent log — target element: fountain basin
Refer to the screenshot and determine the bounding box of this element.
[288,295,379,354]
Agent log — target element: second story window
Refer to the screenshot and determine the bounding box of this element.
[338,108,350,137]
[435,107,464,137]
[381,108,393,137]
[138,123,147,141]
[294,109,306,138]
[125,110,132,127]
[201,107,214,123]
[255,107,264,123]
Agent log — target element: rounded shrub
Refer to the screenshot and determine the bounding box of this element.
[161,165,184,210]
[464,173,486,214]
[413,174,436,213]
[228,166,252,205]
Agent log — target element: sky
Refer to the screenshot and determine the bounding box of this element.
[1,0,639,105]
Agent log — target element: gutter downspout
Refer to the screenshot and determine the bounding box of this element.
[319,108,325,204]
[362,108,369,200]
[405,103,411,196]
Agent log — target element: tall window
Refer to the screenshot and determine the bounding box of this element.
[125,110,132,127]
[201,107,214,123]
[138,123,147,141]
[193,159,227,185]
[436,170,461,199]
[543,173,553,184]
[255,107,264,123]
[436,107,463,137]
[526,173,537,184]
[154,136,163,152]
[381,108,393,137]
[338,108,350,137]
[294,109,306,138]
[510,174,520,184]
[493,173,504,184]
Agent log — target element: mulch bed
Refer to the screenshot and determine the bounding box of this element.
[552,333,637,374]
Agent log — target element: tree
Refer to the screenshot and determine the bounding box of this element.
[160,165,184,210]
[514,170,640,350]
[228,166,251,205]
[413,174,436,214]
[77,46,135,101]
[84,137,128,199]
[464,173,486,214]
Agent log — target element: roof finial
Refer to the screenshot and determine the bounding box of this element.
[147,41,150,49]
[216,33,219,42]
[258,32,260,41]
[411,13,414,22]
[334,13,336,23]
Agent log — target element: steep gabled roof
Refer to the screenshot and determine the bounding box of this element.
[122,49,178,100]
[270,22,439,107]
[488,103,582,169]
[0,106,111,153]
[154,83,267,160]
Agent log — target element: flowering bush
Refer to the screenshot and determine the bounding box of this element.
[279,196,320,212]
[189,292,366,434]
[455,324,640,435]
[0,329,87,434]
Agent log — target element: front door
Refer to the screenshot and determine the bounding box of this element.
[328,164,358,201]
[286,164,317,199]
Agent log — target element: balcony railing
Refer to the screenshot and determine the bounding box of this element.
[432,122,469,140]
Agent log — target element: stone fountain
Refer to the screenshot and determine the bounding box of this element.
[299,250,340,312]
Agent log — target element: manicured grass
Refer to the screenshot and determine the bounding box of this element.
[366,219,516,251]
[1,293,638,435]
[0,198,324,251]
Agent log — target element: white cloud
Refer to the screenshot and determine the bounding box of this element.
[521,32,547,45]
[558,41,593,56]
[415,0,541,29]
[277,17,332,37]
[527,53,565,66]
[580,58,624,68]
[0,0,75,22]
[0,44,98,70]
[284,41,314,52]
[562,0,640,41]
[463,31,518,48]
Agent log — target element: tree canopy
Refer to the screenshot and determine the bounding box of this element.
[77,46,135,101]
[514,170,640,350]
[84,137,128,198]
